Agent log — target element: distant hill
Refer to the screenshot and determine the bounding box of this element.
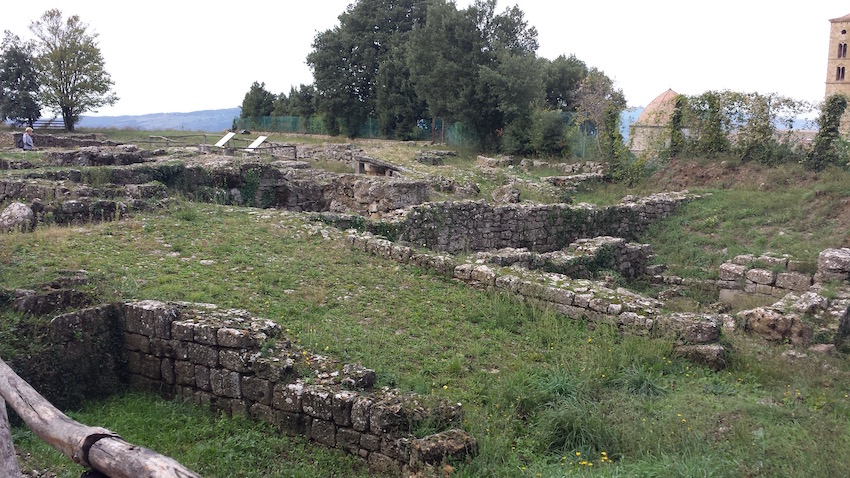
[76,108,241,132]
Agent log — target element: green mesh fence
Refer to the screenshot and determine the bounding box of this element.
[233,115,596,158]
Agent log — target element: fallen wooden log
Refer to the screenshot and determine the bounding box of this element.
[0,357,200,478]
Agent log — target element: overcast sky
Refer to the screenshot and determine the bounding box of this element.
[1,1,848,117]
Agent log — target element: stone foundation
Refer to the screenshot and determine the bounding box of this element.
[345,231,728,369]
[385,191,695,253]
[2,290,477,475]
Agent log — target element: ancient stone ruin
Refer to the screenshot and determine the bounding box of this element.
[1,283,477,475]
[6,135,850,474]
[715,249,850,349]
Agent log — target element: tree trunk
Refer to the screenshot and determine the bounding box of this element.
[431,116,436,144]
[0,358,200,478]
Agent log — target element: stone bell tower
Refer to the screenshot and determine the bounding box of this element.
[826,12,850,133]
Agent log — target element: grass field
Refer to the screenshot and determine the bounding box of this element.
[2,133,850,477]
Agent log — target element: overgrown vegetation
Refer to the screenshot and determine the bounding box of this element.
[1,171,850,476]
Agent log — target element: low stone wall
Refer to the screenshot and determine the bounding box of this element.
[12,132,115,148]
[45,145,162,167]
[345,231,728,370]
[718,249,850,303]
[474,236,653,280]
[387,191,695,254]
[1,290,477,475]
[717,249,850,348]
[520,159,606,175]
[118,301,475,474]
[718,254,813,302]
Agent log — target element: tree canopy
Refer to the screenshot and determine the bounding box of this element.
[29,9,117,131]
[0,31,41,125]
[252,0,623,154]
[241,81,275,119]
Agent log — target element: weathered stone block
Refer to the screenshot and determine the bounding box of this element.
[746,268,776,285]
[370,402,406,435]
[127,351,161,379]
[217,327,258,349]
[361,433,381,451]
[253,356,290,381]
[171,320,194,341]
[303,386,334,420]
[174,361,195,386]
[219,349,251,373]
[658,313,721,344]
[124,333,150,353]
[470,265,496,286]
[718,263,747,281]
[673,344,726,371]
[243,376,273,405]
[311,419,337,447]
[381,436,411,462]
[193,323,218,345]
[274,382,304,412]
[740,308,812,346]
[210,368,242,398]
[150,338,188,359]
[278,411,310,436]
[187,343,218,367]
[351,397,372,432]
[336,428,361,453]
[717,280,742,290]
[818,248,850,274]
[195,365,211,391]
[573,293,591,308]
[332,391,355,427]
[755,284,776,296]
[161,358,175,385]
[250,403,276,424]
[410,429,478,467]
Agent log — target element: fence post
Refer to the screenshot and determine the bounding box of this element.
[0,358,200,478]
[0,397,21,477]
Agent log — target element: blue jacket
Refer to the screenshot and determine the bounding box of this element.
[22,133,33,150]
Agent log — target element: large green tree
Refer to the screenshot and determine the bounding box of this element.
[0,31,41,125]
[241,81,275,119]
[574,68,626,156]
[308,0,427,137]
[29,9,117,131]
[408,0,540,150]
[542,54,587,112]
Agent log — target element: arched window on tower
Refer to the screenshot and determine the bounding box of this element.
[840,43,848,58]
[837,66,846,81]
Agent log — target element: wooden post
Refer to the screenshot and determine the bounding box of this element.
[0,358,200,478]
[0,397,21,478]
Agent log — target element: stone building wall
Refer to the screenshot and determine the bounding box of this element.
[116,300,475,474]
[389,191,694,254]
[717,254,813,302]
[3,281,477,474]
[345,232,728,370]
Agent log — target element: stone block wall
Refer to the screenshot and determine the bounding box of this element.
[474,236,654,280]
[718,254,813,301]
[118,300,475,474]
[12,132,114,148]
[2,285,477,474]
[716,250,850,303]
[389,191,694,254]
[345,231,728,369]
